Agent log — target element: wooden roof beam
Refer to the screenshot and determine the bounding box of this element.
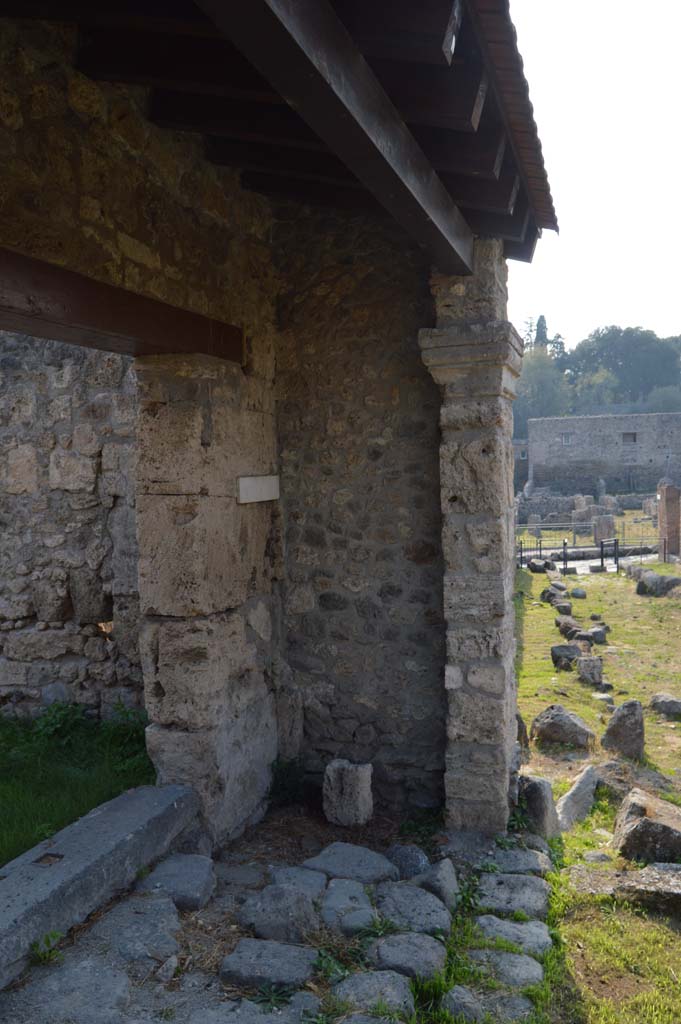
[332,0,465,65]
[193,0,474,273]
[0,248,244,363]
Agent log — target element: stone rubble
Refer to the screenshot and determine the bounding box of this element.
[601,700,645,761]
[556,765,599,831]
[136,853,216,911]
[322,760,374,827]
[530,704,595,749]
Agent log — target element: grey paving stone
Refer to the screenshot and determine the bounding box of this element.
[220,938,318,988]
[216,862,270,889]
[333,970,415,1014]
[321,878,374,934]
[375,882,452,935]
[469,948,544,987]
[87,894,180,963]
[443,985,533,1022]
[189,992,320,1024]
[237,884,320,942]
[477,872,550,920]
[366,932,446,978]
[481,848,552,876]
[385,843,430,879]
[411,858,459,907]
[303,843,398,883]
[137,853,216,911]
[271,866,328,898]
[0,955,130,1024]
[475,914,553,957]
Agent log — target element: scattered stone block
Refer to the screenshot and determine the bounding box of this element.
[636,571,681,597]
[303,843,398,883]
[137,853,216,911]
[614,788,681,863]
[323,760,373,826]
[333,970,415,1015]
[321,878,374,934]
[220,938,318,988]
[216,861,269,889]
[518,776,560,839]
[601,700,645,761]
[271,866,327,898]
[588,626,608,645]
[366,933,446,978]
[237,884,321,942]
[385,843,430,879]
[592,693,614,710]
[477,872,550,920]
[442,985,533,1022]
[475,914,553,957]
[554,601,573,615]
[469,948,544,987]
[530,705,595,749]
[615,863,681,912]
[650,693,681,718]
[556,765,599,831]
[550,644,582,670]
[411,857,459,908]
[571,587,587,599]
[576,656,603,687]
[375,882,452,935]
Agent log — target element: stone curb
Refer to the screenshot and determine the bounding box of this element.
[0,784,199,989]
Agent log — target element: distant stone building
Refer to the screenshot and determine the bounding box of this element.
[527,413,681,495]
[513,439,529,491]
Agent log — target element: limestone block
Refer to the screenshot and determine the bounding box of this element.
[4,444,39,494]
[323,760,373,826]
[31,573,72,621]
[439,433,512,517]
[49,450,97,492]
[3,630,85,661]
[146,684,277,843]
[137,494,270,616]
[275,686,304,761]
[0,658,30,689]
[108,503,138,596]
[142,613,258,730]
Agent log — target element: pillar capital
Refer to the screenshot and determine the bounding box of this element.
[418,320,523,398]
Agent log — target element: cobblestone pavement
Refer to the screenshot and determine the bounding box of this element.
[0,831,553,1024]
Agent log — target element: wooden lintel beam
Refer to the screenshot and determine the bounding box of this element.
[193,0,474,274]
[0,248,244,363]
[413,104,505,179]
[505,222,541,262]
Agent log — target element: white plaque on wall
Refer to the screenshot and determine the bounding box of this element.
[237,474,280,504]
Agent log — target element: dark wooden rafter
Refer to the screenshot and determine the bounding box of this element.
[0,0,556,262]
[332,0,465,65]
[191,0,475,273]
[0,248,244,363]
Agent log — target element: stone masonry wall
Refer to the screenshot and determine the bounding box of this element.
[528,413,681,494]
[0,18,282,840]
[0,332,140,717]
[275,209,446,812]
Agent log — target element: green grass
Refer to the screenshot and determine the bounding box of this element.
[514,567,681,782]
[0,702,155,866]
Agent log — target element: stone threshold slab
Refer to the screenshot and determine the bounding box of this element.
[0,784,198,989]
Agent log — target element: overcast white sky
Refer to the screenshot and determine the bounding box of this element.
[506,0,681,349]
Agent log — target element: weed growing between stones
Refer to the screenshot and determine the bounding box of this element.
[397,810,445,856]
[0,702,154,866]
[254,984,298,1010]
[28,931,63,967]
[302,995,353,1024]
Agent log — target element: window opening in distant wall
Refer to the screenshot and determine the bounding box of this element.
[560,432,573,446]
[622,432,637,444]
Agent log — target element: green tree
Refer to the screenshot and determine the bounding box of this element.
[644,385,681,413]
[513,347,571,437]
[534,315,548,347]
[571,368,619,414]
[566,326,680,403]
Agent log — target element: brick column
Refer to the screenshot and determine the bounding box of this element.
[418,241,523,833]
[658,480,680,558]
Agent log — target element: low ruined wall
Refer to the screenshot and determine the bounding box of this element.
[0,333,140,716]
[276,209,446,812]
[528,413,681,495]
